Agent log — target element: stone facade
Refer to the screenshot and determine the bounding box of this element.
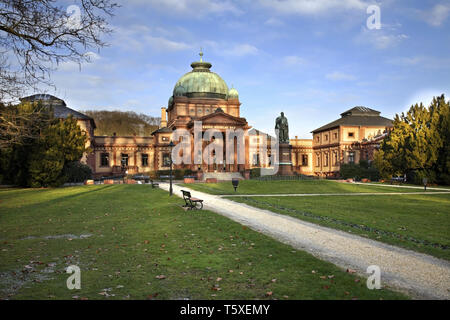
[22,59,393,179]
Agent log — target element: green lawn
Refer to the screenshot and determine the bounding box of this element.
[181,179,439,195]
[0,185,406,300]
[230,194,450,260]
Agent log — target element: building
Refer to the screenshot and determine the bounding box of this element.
[310,107,393,177]
[22,54,393,179]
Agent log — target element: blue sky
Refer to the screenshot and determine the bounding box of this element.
[46,0,450,138]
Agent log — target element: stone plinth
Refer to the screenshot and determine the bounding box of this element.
[277,143,294,176]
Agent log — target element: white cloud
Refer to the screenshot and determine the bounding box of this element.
[143,35,192,52]
[128,0,242,16]
[282,55,307,66]
[325,71,356,81]
[355,27,408,49]
[258,0,369,15]
[264,17,284,26]
[112,25,191,52]
[221,44,259,57]
[422,3,450,27]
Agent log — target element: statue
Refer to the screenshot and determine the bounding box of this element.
[275,112,289,143]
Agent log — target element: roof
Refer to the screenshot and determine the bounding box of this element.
[151,126,173,135]
[20,94,95,123]
[312,106,392,133]
[172,52,229,100]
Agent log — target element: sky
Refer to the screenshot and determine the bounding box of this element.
[43,0,450,138]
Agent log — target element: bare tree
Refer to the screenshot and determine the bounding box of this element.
[0,0,118,148]
[0,0,118,103]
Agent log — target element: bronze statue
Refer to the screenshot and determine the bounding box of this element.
[275,112,289,143]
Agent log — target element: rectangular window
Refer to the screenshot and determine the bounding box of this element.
[348,132,355,138]
[302,154,308,166]
[324,153,329,166]
[100,153,109,167]
[162,153,171,167]
[141,154,149,167]
[348,152,355,164]
[325,134,328,141]
[334,133,338,139]
[334,152,338,165]
[121,154,129,167]
[316,154,321,167]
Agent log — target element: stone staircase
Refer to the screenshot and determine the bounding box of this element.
[203,172,244,181]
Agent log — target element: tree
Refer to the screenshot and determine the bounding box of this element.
[431,95,450,184]
[0,0,118,147]
[0,0,118,102]
[375,94,450,184]
[27,115,88,187]
[0,102,88,187]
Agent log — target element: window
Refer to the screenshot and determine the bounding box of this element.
[162,153,171,167]
[141,154,149,167]
[100,153,109,167]
[190,108,195,115]
[348,152,355,164]
[348,132,355,138]
[121,154,129,167]
[302,154,308,166]
[205,108,210,114]
[316,154,321,167]
[162,136,169,142]
[325,134,328,141]
[334,133,338,139]
[324,153,329,166]
[334,152,338,165]
[316,136,320,142]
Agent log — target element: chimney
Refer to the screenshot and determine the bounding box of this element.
[160,107,167,128]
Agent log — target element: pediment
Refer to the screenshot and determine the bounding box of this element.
[189,111,248,127]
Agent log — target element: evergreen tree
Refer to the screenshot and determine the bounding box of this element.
[27,116,88,187]
[375,94,450,184]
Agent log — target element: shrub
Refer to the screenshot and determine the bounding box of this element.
[250,168,261,178]
[63,161,92,183]
[340,162,381,181]
[157,169,193,180]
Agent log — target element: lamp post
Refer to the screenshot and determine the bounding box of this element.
[168,140,175,196]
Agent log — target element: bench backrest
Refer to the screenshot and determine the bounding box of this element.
[181,190,191,198]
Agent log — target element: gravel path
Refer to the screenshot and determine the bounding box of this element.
[159,183,450,300]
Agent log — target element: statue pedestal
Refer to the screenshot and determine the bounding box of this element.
[277,143,294,176]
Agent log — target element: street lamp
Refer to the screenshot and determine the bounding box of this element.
[168,140,175,196]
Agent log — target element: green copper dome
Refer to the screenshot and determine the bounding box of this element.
[173,52,229,100]
[228,87,239,100]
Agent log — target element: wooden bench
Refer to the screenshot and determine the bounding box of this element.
[150,179,159,188]
[181,190,203,210]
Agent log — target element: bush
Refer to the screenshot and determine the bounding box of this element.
[340,162,381,181]
[63,161,92,183]
[250,168,261,178]
[406,169,437,185]
[157,169,193,180]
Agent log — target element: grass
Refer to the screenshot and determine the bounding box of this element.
[229,194,450,261]
[0,185,407,300]
[181,179,440,195]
